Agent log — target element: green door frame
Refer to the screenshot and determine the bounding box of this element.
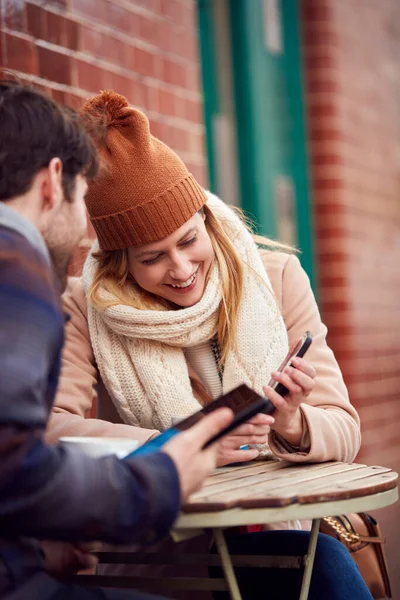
[281,0,316,289]
[197,0,316,290]
[197,0,220,194]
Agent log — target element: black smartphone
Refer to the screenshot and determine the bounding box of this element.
[124,331,313,459]
[268,331,313,397]
[124,384,275,458]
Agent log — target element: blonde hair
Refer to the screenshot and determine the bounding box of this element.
[87,204,296,365]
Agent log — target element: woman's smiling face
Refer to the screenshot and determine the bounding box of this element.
[127,212,214,307]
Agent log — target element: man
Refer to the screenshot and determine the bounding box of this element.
[0,79,233,599]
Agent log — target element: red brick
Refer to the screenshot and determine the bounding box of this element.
[76,59,110,93]
[162,57,186,86]
[133,0,160,11]
[156,21,174,53]
[159,0,183,24]
[0,33,38,75]
[170,29,186,57]
[71,0,107,23]
[302,28,339,48]
[131,80,148,110]
[180,32,199,62]
[145,85,159,112]
[79,25,102,55]
[189,132,205,156]
[133,46,158,78]
[185,63,201,91]
[139,15,159,46]
[158,88,177,116]
[106,3,132,34]
[309,127,345,143]
[45,0,67,9]
[313,177,344,190]
[26,3,45,40]
[45,12,65,47]
[35,11,77,52]
[311,153,343,166]
[65,93,84,110]
[170,125,190,153]
[307,79,340,95]
[109,72,129,101]
[51,89,66,105]
[302,1,332,22]
[182,3,196,31]
[149,119,168,143]
[128,12,141,39]
[3,0,26,32]
[37,46,72,85]
[64,18,79,51]
[304,54,337,70]
[185,162,208,187]
[102,35,127,69]
[184,98,203,123]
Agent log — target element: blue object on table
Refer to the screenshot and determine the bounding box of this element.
[124,428,179,459]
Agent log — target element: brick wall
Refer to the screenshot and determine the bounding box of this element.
[0,0,207,271]
[302,0,400,594]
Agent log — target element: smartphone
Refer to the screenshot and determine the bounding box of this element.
[124,331,313,459]
[268,331,313,397]
[124,384,275,459]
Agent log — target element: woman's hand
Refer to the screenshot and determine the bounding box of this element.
[263,356,316,447]
[216,413,274,467]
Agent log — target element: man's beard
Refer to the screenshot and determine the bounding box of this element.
[47,245,73,293]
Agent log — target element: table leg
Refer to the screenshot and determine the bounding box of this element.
[213,528,243,600]
[299,518,321,600]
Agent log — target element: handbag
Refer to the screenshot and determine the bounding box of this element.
[319,512,392,599]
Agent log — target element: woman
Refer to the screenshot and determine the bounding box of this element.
[49,91,371,599]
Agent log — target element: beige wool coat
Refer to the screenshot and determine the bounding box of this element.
[47,250,361,464]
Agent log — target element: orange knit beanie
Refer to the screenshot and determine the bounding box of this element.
[80,90,207,250]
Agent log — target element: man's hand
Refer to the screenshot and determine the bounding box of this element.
[163,407,234,501]
[40,540,98,575]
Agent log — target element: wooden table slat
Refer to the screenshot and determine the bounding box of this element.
[239,466,391,501]
[209,460,291,476]
[183,462,398,512]
[189,462,360,501]
[185,463,367,509]
[201,461,285,487]
[238,467,395,508]
[296,472,399,504]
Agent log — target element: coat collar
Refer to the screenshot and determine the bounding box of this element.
[0,202,51,265]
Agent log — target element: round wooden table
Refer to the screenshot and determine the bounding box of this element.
[173,460,399,600]
[79,461,398,600]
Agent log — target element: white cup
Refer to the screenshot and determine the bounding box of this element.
[59,436,139,459]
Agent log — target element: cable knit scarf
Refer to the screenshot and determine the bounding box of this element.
[82,192,289,432]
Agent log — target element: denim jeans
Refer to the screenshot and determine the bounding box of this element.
[211,530,373,600]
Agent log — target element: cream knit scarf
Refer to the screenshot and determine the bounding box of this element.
[82,192,289,432]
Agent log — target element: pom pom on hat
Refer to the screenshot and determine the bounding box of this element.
[80,89,207,250]
[81,90,131,127]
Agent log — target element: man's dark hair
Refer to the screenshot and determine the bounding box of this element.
[0,79,99,202]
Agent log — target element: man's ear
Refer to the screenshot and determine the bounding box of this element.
[42,157,63,213]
